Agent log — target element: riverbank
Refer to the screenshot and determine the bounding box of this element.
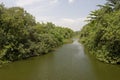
[79,41,120,64]
[0,38,73,67]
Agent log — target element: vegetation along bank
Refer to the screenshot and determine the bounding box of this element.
[79,0,120,64]
[0,4,74,65]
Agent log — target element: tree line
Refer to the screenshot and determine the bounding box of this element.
[0,4,74,64]
[79,0,120,64]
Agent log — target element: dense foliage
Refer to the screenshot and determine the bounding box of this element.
[0,4,74,64]
[80,0,120,64]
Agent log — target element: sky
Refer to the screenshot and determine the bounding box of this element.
[0,0,106,31]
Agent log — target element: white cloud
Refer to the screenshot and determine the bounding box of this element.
[16,0,58,7]
[37,17,87,31]
[16,0,42,6]
[36,16,87,31]
[62,18,75,23]
[68,0,75,3]
[36,16,56,22]
[58,17,87,31]
[50,0,58,4]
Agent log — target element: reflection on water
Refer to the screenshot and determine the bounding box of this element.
[0,39,120,80]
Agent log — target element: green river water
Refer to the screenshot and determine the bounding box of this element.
[0,39,120,80]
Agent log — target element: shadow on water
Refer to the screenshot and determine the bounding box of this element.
[0,39,120,80]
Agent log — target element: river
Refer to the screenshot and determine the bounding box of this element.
[0,39,120,80]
